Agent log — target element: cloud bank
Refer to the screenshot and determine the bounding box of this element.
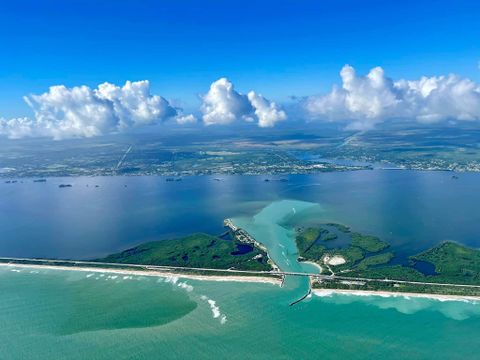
[2,67,480,139]
[305,65,480,130]
[200,78,286,127]
[0,80,192,139]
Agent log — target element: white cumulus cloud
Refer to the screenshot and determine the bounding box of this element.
[247,91,287,128]
[0,117,36,140]
[175,114,197,125]
[305,65,480,130]
[0,80,192,139]
[201,78,286,127]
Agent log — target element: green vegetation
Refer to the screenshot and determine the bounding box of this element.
[322,232,338,241]
[351,233,389,252]
[99,233,271,271]
[412,242,480,284]
[333,247,365,268]
[296,222,480,290]
[313,278,480,297]
[296,228,325,255]
[346,242,480,286]
[356,252,394,270]
[326,223,351,233]
[295,224,387,270]
[296,226,338,258]
[348,265,425,281]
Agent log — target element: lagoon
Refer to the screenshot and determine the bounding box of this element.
[1,170,479,260]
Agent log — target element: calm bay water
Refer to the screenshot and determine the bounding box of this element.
[1,170,479,259]
[1,170,480,359]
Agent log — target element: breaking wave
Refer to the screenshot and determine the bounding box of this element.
[200,295,227,324]
[314,290,480,320]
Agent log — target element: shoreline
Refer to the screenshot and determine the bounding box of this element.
[0,263,282,286]
[301,260,323,273]
[2,168,480,182]
[313,288,480,303]
[3,262,479,303]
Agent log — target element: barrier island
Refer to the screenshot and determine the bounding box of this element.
[100,233,272,272]
[295,223,480,297]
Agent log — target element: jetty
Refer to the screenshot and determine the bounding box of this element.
[289,288,312,306]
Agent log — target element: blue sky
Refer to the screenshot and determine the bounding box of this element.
[1,0,479,118]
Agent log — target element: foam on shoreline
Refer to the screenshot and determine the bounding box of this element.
[3,263,478,304]
[0,263,282,286]
[313,288,480,303]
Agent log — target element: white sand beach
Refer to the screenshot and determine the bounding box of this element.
[313,288,480,302]
[0,262,282,286]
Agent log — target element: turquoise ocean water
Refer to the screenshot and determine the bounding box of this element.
[1,265,479,359]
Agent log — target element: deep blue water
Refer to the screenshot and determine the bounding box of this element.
[0,170,479,260]
[231,244,253,255]
[412,260,439,275]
